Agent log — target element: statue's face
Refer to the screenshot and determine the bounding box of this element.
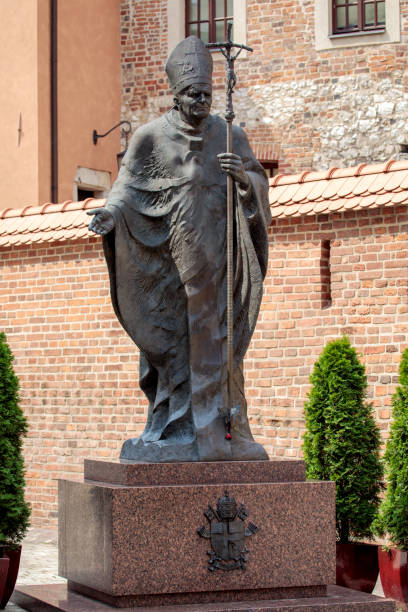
[176,83,212,126]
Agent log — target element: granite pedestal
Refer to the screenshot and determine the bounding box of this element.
[12,583,396,611]
[57,460,334,608]
[12,459,395,611]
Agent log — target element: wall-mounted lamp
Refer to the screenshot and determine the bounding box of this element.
[93,120,132,170]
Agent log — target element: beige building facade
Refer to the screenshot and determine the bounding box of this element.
[0,0,122,210]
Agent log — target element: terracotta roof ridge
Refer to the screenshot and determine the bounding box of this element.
[269,159,408,188]
[0,198,106,218]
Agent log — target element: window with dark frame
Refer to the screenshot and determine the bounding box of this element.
[77,188,104,201]
[332,0,385,34]
[185,0,233,44]
[260,161,279,179]
[320,240,332,309]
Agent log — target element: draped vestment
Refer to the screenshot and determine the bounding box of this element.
[103,110,271,462]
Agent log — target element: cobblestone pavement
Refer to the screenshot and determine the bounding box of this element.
[14,528,64,586]
[5,528,65,611]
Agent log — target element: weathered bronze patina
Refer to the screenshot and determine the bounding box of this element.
[88,36,270,463]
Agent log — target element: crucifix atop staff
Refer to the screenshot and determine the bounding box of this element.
[206,23,253,123]
[207,24,254,440]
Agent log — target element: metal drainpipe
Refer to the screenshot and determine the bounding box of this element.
[51,0,58,203]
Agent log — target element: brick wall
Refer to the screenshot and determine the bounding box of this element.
[246,206,408,457]
[0,239,142,524]
[1,204,407,526]
[120,0,408,173]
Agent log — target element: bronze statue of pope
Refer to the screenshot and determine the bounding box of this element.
[88,36,271,463]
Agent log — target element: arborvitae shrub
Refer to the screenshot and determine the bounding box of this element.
[0,333,30,547]
[303,336,383,543]
[374,348,408,549]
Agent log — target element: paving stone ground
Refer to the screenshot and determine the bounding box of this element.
[5,528,65,611]
[15,528,64,586]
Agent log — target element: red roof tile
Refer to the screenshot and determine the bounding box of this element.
[0,199,105,247]
[1,159,408,246]
[268,159,408,218]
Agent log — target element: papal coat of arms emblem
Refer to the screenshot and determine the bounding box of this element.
[197,490,258,571]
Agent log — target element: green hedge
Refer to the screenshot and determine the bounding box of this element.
[374,348,408,549]
[0,333,30,547]
[303,337,383,543]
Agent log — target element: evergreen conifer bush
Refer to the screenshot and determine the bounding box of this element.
[374,347,408,549]
[0,333,30,548]
[303,336,383,543]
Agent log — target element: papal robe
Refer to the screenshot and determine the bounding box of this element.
[102,109,271,462]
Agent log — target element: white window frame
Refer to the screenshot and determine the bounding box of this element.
[168,0,247,58]
[315,0,400,51]
[73,168,111,201]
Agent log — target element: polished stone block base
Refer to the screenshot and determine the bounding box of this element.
[59,460,335,607]
[68,581,326,608]
[12,583,396,611]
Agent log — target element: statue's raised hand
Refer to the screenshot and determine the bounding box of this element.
[87,208,115,236]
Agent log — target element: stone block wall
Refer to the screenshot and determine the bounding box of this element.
[120,0,408,173]
[1,205,407,526]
